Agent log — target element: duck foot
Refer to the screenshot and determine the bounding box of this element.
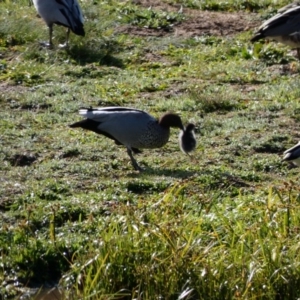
[39,41,54,49]
[58,43,69,49]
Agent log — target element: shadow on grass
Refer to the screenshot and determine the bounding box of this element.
[66,40,124,67]
[128,168,196,178]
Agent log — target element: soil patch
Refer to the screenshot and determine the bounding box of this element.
[117,0,259,37]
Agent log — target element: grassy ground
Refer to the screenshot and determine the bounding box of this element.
[1,0,300,299]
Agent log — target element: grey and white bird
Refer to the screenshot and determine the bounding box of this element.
[179,123,196,155]
[251,2,300,58]
[32,0,85,47]
[69,107,196,171]
[282,141,300,166]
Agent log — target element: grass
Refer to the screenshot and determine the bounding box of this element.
[1,0,300,299]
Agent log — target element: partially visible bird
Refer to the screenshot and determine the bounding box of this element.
[69,107,196,171]
[282,141,300,166]
[251,2,300,59]
[32,0,85,47]
[179,123,196,155]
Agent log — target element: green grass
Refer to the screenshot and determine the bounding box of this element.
[167,0,289,11]
[1,0,300,299]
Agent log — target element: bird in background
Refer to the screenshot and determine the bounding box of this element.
[32,0,85,48]
[69,107,196,171]
[282,141,300,166]
[251,2,300,59]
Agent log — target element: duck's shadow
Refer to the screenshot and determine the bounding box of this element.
[66,40,124,67]
[127,167,196,178]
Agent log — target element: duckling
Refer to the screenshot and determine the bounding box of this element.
[179,123,196,155]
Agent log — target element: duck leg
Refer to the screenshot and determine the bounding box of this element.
[126,148,142,171]
[58,28,70,48]
[39,25,53,48]
[44,25,53,48]
[65,28,70,47]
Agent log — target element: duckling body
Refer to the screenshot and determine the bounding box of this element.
[69,107,193,171]
[251,3,300,58]
[179,123,196,155]
[32,0,85,47]
[282,141,300,166]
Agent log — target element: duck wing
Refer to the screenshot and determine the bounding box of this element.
[254,5,300,38]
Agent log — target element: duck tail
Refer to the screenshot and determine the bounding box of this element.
[69,119,86,128]
[250,33,264,43]
[72,23,85,36]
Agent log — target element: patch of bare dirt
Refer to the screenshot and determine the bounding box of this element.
[174,10,257,37]
[0,82,27,94]
[117,0,259,37]
[116,26,169,37]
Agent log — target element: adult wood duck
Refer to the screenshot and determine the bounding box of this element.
[282,141,300,166]
[251,2,300,58]
[70,107,196,171]
[32,0,85,47]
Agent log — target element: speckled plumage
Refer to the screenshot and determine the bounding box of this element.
[135,119,170,149]
[251,2,300,58]
[33,0,85,47]
[69,107,190,171]
[282,141,300,166]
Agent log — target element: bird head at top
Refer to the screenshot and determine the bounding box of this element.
[158,113,184,130]
[185,123,195,132]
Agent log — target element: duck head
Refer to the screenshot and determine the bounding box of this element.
[159,113,184,130]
